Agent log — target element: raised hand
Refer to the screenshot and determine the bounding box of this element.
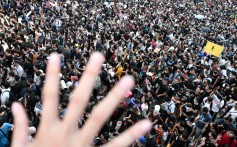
[11,52,151,147]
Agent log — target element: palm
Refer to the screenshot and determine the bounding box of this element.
[11,52,151,147]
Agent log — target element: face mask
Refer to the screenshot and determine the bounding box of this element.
[194,99,198,105]
[228,132,234,137]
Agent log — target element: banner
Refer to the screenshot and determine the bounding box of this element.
[204,41,224,57]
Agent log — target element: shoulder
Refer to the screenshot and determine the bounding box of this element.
[3,123,13,128]
[207,114,212,119]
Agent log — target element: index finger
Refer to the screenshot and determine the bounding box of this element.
[41,53,61,125]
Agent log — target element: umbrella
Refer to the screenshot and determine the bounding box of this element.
[201,27,212,32]
[195,14,205,20]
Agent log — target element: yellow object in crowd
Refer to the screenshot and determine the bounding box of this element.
[204,41,224,58]
[116,66,123,80]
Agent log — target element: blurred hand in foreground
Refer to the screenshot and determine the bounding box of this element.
[11,52,151,147]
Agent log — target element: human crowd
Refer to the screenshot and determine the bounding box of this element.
[0,0,237,147]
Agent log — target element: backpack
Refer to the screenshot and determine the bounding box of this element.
[155,127,163,145]
[167,102,175,113]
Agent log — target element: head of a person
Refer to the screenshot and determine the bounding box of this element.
[210,122,217,131]
[8,71,15,77]
[202,107,209,114]
[224,117,233,126]
[14,75,20,82]
[14,60,20,66]
[227,127,236,137]
[164,96,171,102]
[179,131,189,141]
[147,90,153,97]
[162,78,168,85]
[3,81,10,89]
[100,132,109,143]
[208,132,217,141]
[150,128,157,136]
[195,86,201,93]
[207,97,213,102]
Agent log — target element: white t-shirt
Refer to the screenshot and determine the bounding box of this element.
[14,65,24,77]
[0,88,10,105]
[141,103,149,113]
[163,131,168,141]
[229,108,237,119]
[203,96,224,113]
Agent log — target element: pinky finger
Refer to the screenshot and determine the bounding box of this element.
[12,103,29,147]
[103,120,152,147]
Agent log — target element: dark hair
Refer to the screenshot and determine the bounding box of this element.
[225,116,233,122]
[181,131,189,140]
[162,123,169,131]
[164,96,171,102]
[150,128,157,135]
[202,107,209,113]
[9,71,15,77]
[102,132,109,140]
[14,75,20,81]
[0,118,4,127]
[180,121,186,127]
[27,77,34,84]
[0,107,4,113]
[211,123,218,130]
[210,132,217,139]
[3,81,10,89]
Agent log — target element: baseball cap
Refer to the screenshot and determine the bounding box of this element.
[153,105,160,114]
[138,136,146,144]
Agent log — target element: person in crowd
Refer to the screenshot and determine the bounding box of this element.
[195,107,212,139]
[0,119,13,147]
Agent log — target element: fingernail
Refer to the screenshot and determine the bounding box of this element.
[49,53,59,62]
[117,76,135,90]
[91,52,105,65]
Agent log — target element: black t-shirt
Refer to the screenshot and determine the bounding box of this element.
[75,52,81,60]
[146,135,156,147]
[173,137,187,147]
[204,140,216,147]
[12,81,23,98]
[180,108,194,121]
[157,83,168,96]
[192,103,201,111]
[185,123,195,136]
[202,125,211,138]
[24,62,34,76]
[5,54,13,67]
[130,111,142,123]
